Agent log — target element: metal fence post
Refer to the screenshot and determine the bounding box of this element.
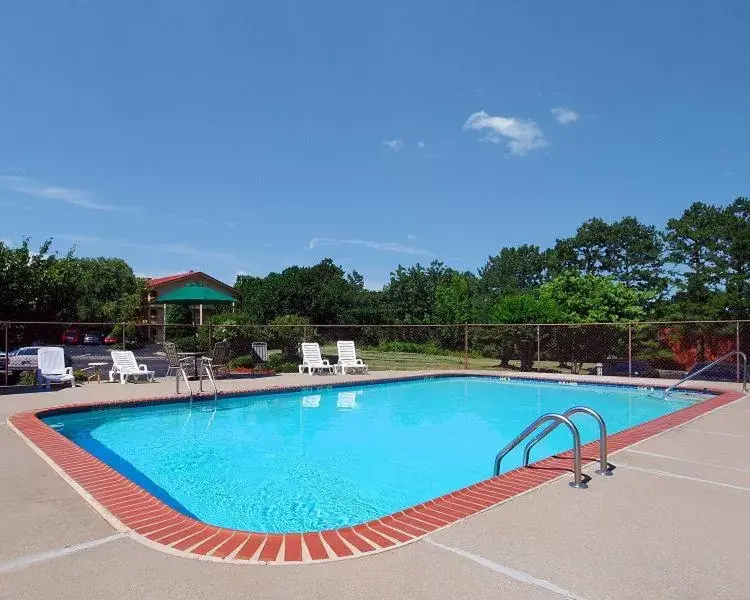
[303,325,308,343]
[3,322,8,386]
[628,323,633,378]
[463,324,469,370]
[737,320,741,383]
[536,325,541,372]
[122,323,126,350]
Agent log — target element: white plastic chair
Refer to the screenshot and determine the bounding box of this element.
[109,350,155,384]
[335,341,369,374]
[298,343,334,375]
[37,347,75,389]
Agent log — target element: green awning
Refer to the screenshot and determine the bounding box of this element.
[155,282,236,304]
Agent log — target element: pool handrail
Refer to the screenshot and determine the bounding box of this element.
[493,413,587,489]
[663,351,747,399]
[199,359,218,402]
[522,406,612,476]
[176,365,194,405]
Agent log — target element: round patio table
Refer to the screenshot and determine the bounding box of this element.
[177,352,205,379]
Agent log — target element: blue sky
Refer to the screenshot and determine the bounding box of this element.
[1,0,748,289]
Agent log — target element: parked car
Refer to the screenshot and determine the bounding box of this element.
[61,328,81,345]
[82,332,105,346]
[103,334,119,345]
[598,358,660,378]
[2,346,72,383]
[685,361,743,382]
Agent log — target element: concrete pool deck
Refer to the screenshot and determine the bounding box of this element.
[1,370,748,599]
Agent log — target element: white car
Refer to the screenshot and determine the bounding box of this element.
[4,346,71,374]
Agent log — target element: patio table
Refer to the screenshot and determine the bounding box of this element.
[177,352,205,379]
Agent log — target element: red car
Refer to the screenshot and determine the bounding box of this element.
[61,329,81,345]
[103,335,119,345]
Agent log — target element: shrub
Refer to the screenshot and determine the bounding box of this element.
[267,353,298,373]
[229,354,255,369]
[269,315,310,360]
[170,335,208,353]
[74,369,88,382]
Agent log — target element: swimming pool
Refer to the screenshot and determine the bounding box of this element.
[45,376,703,533]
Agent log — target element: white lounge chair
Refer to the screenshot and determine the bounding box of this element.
[335,341,369,374]
[109,350,155,384]
[298,343,334,375]
[36,347,75,389]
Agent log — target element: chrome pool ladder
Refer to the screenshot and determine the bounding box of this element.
[199,360,218,402]
[663,351,747,399]
[522,406,612,477]
[175,366,194,405]
[493,407,612,489]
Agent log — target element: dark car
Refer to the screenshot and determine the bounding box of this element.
[686,361,743,382]
[82,332,105,346]
[61,328,81,345]
[600,358,660,378]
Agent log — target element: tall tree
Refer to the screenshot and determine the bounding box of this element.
[664,202,724,317]
[479,245,553,294]
[554,217,666,291]
[717,197,750,318]
[383,261,455,324]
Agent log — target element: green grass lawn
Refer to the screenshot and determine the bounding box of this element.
[319,344,593,373]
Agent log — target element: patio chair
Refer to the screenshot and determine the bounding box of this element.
[109,350,155,384]
[335,341,369,374]
[298,342,335,375]
[202,341,231,377]
[36,347,75,389]
[164,342,194,380]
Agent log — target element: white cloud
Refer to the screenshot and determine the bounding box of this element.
[551,107,579,125]
[308,237,434,256]
[416,141,425,149]
[55,234,238,262]
[381,139,404,152]
[0,175,124,211]
[463,111,548,156]
[406,234,417,241]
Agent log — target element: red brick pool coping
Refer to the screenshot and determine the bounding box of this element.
[7,374,746,565]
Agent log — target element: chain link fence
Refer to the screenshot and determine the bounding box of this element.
[1,320,748,387]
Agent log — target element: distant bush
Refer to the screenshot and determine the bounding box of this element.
[371,339,484,359]
[170,335,208,353]
[267,353,298,373]
[74,369,88,382]
[229,354,255,369]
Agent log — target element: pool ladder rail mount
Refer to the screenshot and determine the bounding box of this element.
[175,361,218,405]
[493,406,613,490]
[663,350,747,399]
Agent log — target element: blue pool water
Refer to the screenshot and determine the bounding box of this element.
[45,376,704,533]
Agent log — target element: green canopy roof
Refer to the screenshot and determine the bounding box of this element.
[155,282,236,304]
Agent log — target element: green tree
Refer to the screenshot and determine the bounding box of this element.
[664,202,724,318]
[485,293,563,369]
[553,217,666,292]
[479,245,554,294]
[539,271,649,323]
[0,238,77,322]
[235,259,368,324]
[382,260,455,324]
[717,197,750,318]
[69,257,143,322]
[434,273,474,324]
[539,272,649,373]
